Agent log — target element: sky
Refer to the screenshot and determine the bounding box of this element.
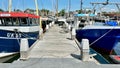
[0,0,120,12]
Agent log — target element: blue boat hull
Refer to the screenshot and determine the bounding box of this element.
[76,29,120,55]
[0,30,39,53]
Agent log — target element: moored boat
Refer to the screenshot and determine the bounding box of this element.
[0,12,40,53]
[75,14,120,55]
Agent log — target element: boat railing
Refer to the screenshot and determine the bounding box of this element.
[74,13,96,29]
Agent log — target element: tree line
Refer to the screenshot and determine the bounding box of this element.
[0,8,119,17]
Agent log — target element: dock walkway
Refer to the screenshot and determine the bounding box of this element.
[29,25,80,58]
[0,25,120,68]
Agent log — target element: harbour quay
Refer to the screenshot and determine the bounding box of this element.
[0,22,120,68]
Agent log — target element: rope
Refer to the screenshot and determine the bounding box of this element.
[14,30,20,47]
[17,31,37,40]
[90,28,113,46]
[14,30,38,47]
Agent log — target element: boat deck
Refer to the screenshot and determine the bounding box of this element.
[0,24,120,68]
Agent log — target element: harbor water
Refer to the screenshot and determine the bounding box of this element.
[3,53,20,63]
[114,42,120,55]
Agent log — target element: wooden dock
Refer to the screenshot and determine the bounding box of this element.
[0,24,120,68]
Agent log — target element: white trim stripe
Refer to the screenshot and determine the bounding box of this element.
[83,25,120,29]
[0,26,40,32]
[0,37,37,40]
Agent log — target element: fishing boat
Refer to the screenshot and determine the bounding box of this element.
[75,0,120,55]
[0,12,40,53]
[0,0,41,63]
[75,13,120,55]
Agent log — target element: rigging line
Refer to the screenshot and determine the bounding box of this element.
[17,31,37,40]
[14,0,19,11]
[37,0,42,15]
[53,0,56,11]
[41,0,44,9]
[22,0,25,11]
[37,0,40,10]
[3,0,7,11]
[19,31,33,38]
[52,0,54,10]
[51,0,55,13]
[90,28,114,46]
[115,4,120,12]
[40,0,44,16]
[1,0,4,10]
[14,30,20,46]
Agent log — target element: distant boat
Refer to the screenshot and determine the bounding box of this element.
[75,14,120,55]
[0,12,40,53]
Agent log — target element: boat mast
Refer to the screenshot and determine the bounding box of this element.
[68,0,71,17]
[80,0,83,13]
[8,0,12,12]
[52,0,55,16]
[56,0,58,17]
[34,0,42,30]
[116,4,120,12]
[35,0,39,16]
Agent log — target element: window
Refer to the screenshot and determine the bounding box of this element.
[20,18,28,26]
[29,18,39,26]
[12,18,19,26]
[0,18,5,25]
[0,18,20,26]
[4,18,12,26]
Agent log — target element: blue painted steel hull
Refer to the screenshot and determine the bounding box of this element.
[76,29,120,55]
[0,30,39,53]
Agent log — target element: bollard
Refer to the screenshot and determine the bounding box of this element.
[81,39,90,61]
[71,27,76,40]
[20,38,29,60]
[46,24,49,31]
[65,22,68,28]
[52,21,54,26]
[39,28,43,40]
[49,23,52,27]
[68,25,71,31]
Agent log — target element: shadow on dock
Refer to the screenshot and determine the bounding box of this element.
[71,54,81,60]
[66,38,73,40]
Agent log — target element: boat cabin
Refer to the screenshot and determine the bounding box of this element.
[74,14,96,29]
[0,12,40,26]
